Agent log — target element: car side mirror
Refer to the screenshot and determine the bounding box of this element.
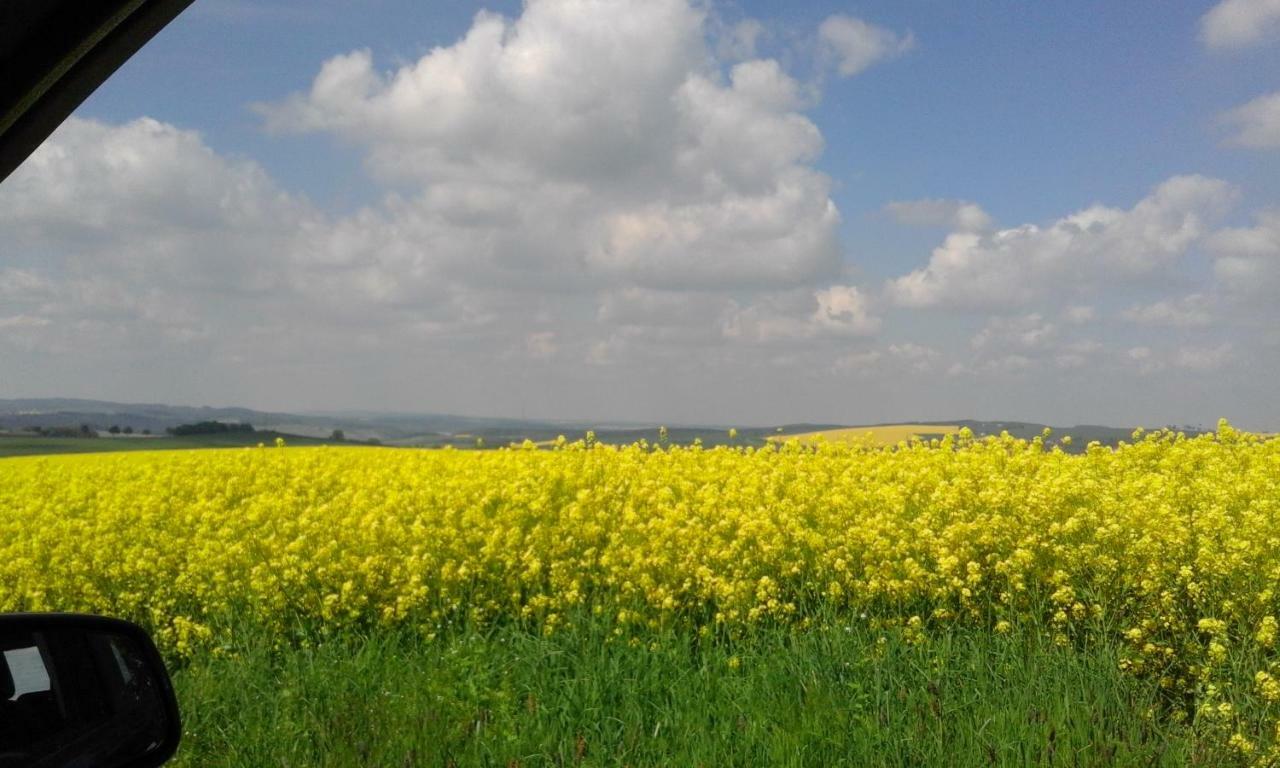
[0,613,180,767]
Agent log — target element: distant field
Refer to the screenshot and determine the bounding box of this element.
[0,431,352,458]
[770,423,961,446]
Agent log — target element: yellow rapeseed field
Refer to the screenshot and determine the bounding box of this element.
[3,423,1280,758]
[770,423,961,446]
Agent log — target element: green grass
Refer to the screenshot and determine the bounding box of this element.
[0,431,355,458]
[169,619,1207,767]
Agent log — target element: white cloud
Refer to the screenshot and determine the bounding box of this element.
[1174,343,1234,371]
[716,18,765,61]
[817,15,914,78]
[1201,0,1280,50]
[721,285,880,343]
[0,0,891,392]
[0,118,322,352]
[956,315,1111,376]
[1127,346,1163,375]
[1218,91,1280,149]
[1207,209,1280,296]
[1125,343,1235,374]
[524,331,558,360]
[1121,294,1213,327]
[984,354,1033,374]
[1063,305,1095,324]
[0,315,50,330]
[811,285,881,336]
[884,199,992,232]
[1054,340,1101,369]
[5,0,1270,428]
[970,314,1056,350]
[885,176,1238,309]
[832,349,882,373]
[887,343,940,372]
[947,354,1034,377]
[0,268,56,303]
[0,117,312,294]
[258,0,842,290]
[831,342,939,377]
[596,287,727,329]
[589,169,840,290]
[0,117,510,364]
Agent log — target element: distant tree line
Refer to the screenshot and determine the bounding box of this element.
[166,421,255,436]
[20,424,153,437]
[11,420,377,444]
[21,424,96,437]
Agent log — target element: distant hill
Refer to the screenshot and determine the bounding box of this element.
[765,420,1200,453]
[0,398,652,447]
[0,399,289,435]
[0,398,1204,452]
[0,429,359,459]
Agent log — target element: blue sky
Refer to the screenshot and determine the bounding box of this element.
[82,2,1280,226]
[4,0,1280,428]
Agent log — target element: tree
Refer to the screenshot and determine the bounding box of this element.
[168,421,254,436]
[108,425,121,434]
[330,429,345,441]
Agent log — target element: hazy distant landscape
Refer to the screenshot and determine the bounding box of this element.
[0,398,1200,458]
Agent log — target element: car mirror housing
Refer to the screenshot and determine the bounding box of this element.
[0,613,180,768]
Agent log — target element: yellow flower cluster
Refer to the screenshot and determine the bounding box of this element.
[2,422,1279,755]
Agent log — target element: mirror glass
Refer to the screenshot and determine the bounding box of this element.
[0,622,177,768]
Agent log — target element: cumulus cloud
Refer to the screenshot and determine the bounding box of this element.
[596,287,726,329]
[970,314,1057,351]
[0,268,55,302]
[886,343,940,372]
[1127,346,1162,375]
[1207,209,1280,296]
[257,0,842,290]
[948,314,1113,377]
[7,5,859,326]
[524,331,558,360]
[817,15,914,78]
[1174,343,1235,371]
[721,285,880,343]
[1218,91,1280,149]
[7,0,1266,427]
[0,118,323,353]
[1125,343,1235,374]
[715,18,765,61]
[811,285,882,335]
[832,348,882,373]
[947,354,1033,378]
[1054,340,1102,370]
[1063,305,1096,324]
[1121,294,1213,327]
[884,199,992,232]
[831,342,939,377]
[0,117,312,293]
[1201,0,1280,50]
[3,0,900,420]
[885,175,1238,309]
[0,315,50,330]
